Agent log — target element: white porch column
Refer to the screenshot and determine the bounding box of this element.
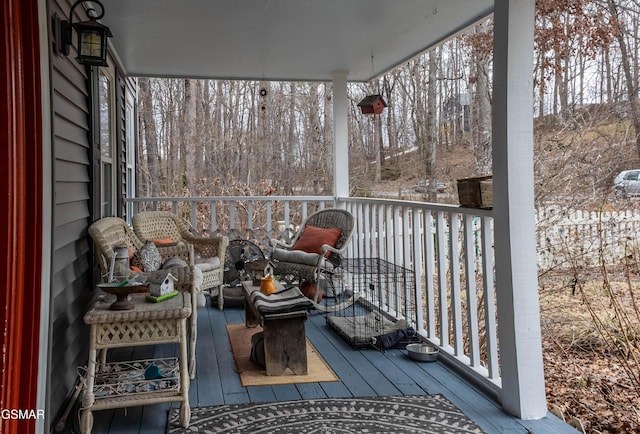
[492,0,547,419]
[332,71,349,198]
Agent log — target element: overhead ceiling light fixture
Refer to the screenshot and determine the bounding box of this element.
[55,0,113,67]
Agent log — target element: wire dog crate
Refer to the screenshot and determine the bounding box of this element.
[326,258,417,349]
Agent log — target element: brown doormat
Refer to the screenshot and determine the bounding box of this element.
[226,323,339,386]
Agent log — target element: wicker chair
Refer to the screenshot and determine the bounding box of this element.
[87,217,201,378]
[132,211,229,309]
[269,208,355,303]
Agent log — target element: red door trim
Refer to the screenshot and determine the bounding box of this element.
[1,0,43,433]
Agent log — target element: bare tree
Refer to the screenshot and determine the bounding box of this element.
[183,79,197,193]
[606,0,640,158]
[137,77,159,197]
[468,22,492,174]
[426,50,439,201]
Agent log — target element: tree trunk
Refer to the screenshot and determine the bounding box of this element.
[426,50,438,202]
[184,79,197,193]
[608,0,640,159]
[470,23,492,175]
[138,78,159,197]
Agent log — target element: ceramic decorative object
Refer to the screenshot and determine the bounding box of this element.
[259,276,276,295]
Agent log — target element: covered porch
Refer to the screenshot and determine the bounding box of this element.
[98,0,546,420]
[2,0,562,432]
[110,193,574,433]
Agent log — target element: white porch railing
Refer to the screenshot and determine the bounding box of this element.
[125,195,500,393]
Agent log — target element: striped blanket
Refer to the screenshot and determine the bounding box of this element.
[248,286,313,315]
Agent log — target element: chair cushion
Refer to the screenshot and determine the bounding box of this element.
[271,248,334,271]
[292,225,342,255]
[194,256,221,272]
[162,257,189,269]
[152,237,176,246]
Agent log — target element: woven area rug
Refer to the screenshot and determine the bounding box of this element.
[226,323,338,386]
[167,395,485,433]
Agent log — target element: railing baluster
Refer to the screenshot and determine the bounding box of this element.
[210,201,217,233]
[449,213,463,356]
[364,202,372,259]
[464,214,480,367]
[411,208,422,327]
[400,206,411,316]
[356,202,364,257]
[247,200,254,230]
[284,201,290,230]
[391,205,400,267]
[422,209,435,338]
[191,201,197,230]
[436,210,448,349]
[482,215,499,380]
[377,203,385,261]
[229,202,236,230]
[266,202,272,234]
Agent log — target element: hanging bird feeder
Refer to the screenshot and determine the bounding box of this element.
[357,94,387,115]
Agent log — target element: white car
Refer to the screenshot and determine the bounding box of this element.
[613,170,640,198]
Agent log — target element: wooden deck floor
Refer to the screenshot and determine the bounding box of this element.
[82,297,576,434]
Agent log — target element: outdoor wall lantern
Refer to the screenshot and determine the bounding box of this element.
[56,0,112,67]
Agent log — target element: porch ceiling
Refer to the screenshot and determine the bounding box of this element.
[102,0,493,82]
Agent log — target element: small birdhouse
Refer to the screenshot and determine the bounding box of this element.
[149,271,177,297]
[357,94,387,115]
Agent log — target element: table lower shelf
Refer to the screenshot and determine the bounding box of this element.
[88,357,181,404]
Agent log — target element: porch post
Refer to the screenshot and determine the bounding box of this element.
[332,71,349,198]
[492,0,547,419]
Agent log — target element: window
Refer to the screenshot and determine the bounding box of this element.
[99,69,115,217]
[125,93,136,221]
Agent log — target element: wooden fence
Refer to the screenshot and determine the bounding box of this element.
[536,206,640,271]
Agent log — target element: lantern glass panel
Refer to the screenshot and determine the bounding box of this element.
[79,29,103,58]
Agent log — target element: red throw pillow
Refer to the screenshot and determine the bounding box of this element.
[152,237,174,246]
[292,225,342,256]
[300,282,323,303]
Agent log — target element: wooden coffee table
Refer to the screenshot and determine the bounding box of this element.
[241,281,312,375]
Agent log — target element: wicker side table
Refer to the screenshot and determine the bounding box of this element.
[80,293,191,433]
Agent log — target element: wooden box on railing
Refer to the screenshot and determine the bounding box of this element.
[457,175,492,209]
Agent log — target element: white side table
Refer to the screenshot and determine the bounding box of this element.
[80,293,191,433]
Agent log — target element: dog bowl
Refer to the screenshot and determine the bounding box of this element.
[406,343,440,362]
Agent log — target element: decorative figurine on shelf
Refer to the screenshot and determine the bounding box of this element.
[149,271,177,297]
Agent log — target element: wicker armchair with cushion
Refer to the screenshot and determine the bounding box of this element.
[87,217,202,378]
[132,211,229,309]
[269,208,355,303]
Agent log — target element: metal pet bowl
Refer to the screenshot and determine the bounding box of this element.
[406,343,440,362]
